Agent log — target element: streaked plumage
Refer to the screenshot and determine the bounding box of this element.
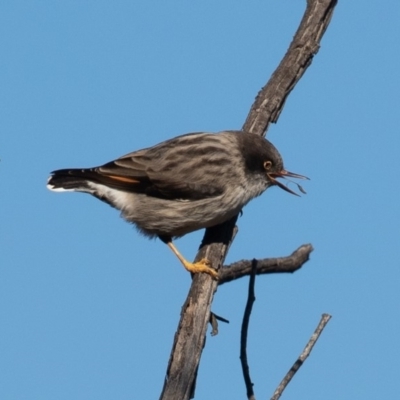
[47,130,307,278]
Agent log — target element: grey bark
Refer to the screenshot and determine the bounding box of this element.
[159,1,338,399]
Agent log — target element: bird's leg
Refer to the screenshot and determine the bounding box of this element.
[165,241,218,280]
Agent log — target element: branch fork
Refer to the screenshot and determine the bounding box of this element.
[159,1,337,399]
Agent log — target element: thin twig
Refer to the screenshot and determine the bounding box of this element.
[270,313,332,400]
[240,260,258,400]
[209,312,230,336]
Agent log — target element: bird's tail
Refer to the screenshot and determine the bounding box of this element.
[47,168,99,193]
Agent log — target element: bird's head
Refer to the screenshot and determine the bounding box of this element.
[237,132,309,196]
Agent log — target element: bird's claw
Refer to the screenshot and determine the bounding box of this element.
[183,258,218,280]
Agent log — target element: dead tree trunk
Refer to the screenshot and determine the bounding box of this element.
[159,1,338,399]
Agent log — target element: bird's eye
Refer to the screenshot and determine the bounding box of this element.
[264,161,272,170]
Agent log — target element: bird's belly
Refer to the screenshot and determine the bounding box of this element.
[122,186,255,238]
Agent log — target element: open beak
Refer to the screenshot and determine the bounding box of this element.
[267,169,309,196]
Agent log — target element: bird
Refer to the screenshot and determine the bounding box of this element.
[47,130,307,279]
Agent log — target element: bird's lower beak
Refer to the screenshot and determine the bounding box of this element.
[268,169,309,196]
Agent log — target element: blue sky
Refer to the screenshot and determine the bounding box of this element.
[1,1,400,399]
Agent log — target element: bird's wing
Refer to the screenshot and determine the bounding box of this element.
[97,137,228,200]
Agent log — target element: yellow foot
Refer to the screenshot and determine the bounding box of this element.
[164,240,218,280]
[182,258,218,280]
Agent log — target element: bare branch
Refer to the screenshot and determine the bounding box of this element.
[159,219,238,400]
[240,260,258,400]
[160,0,337,398]
[218,244,313,286]
[243,0,338,137]
[270,314,332,400]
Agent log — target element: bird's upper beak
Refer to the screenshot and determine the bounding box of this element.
[267,169,309,196]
